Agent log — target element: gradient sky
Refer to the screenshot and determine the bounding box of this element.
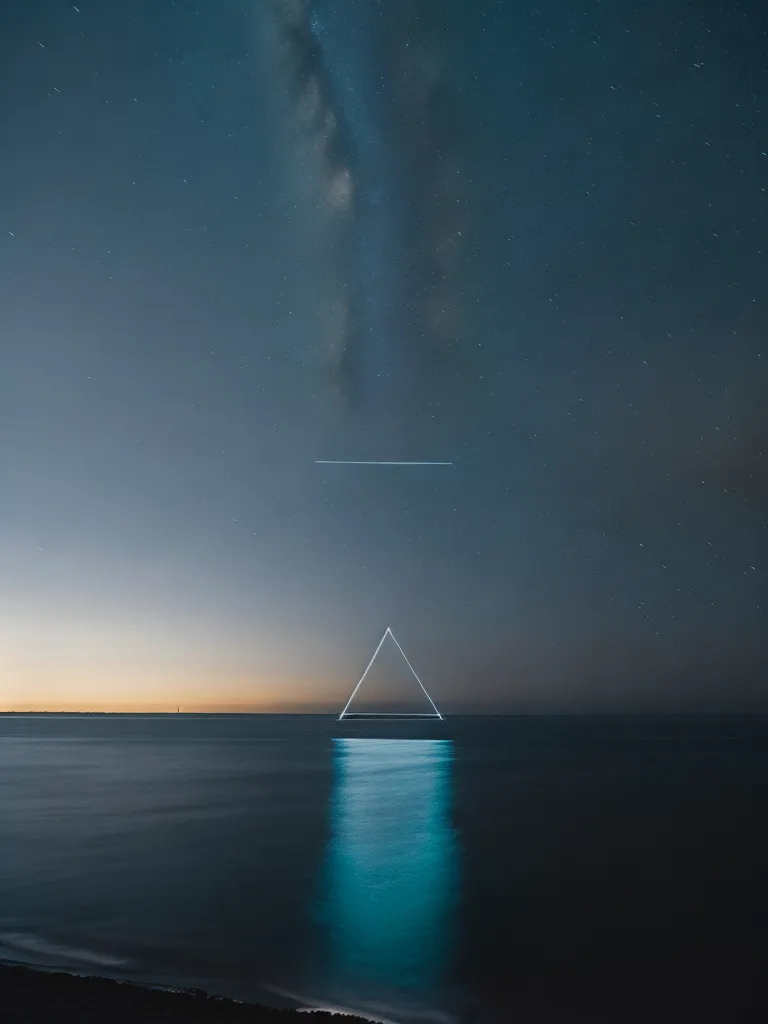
[1,0,765,712]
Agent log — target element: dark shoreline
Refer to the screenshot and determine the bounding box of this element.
[0,963,372,1023]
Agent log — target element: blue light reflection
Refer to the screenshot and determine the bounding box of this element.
[315,738,457,1012]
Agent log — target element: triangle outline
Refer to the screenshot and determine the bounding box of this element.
[338,627,443,720]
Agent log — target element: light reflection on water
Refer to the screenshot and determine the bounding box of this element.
[314,738,458,1017]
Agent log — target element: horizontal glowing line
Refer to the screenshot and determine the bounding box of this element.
[315,460,454,466]
[340,713,443,717]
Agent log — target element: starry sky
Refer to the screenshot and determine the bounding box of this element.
[1,0,765,713]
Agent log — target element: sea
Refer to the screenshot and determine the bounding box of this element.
[1,714,766,1022]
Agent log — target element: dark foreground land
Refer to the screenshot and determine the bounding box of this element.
[0,965,369,1024]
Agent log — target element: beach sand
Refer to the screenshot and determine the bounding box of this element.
[0,963,371,1023]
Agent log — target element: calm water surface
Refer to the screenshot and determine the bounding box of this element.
[1,714,766,1021]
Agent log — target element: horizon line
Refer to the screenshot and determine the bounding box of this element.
[2,709,765,717]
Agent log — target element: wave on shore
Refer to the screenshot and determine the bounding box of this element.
[0,931,131,969]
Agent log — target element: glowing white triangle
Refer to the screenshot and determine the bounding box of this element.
[338,627,443,720]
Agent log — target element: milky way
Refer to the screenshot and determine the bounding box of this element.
[273,0,465,446]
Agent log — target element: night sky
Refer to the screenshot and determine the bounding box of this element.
[1,0,765,712]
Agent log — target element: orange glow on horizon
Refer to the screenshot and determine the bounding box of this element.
[0,657,343,714]
[0,700,339,714]
[0,585,350,716]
